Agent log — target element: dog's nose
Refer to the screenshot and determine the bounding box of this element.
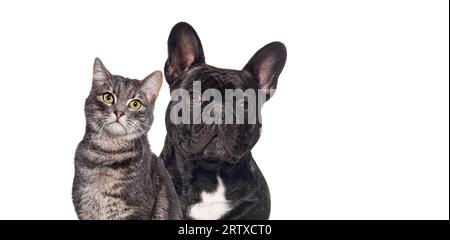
[114,111,125,120]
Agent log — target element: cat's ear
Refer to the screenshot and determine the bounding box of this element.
[92,57,112,87]
[164,22,205,84]
[141,70,163,102]
[243,42,287,100]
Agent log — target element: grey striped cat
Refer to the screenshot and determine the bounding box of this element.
[72,58,181,220]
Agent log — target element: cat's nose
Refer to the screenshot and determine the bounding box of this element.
[114,111,125,120]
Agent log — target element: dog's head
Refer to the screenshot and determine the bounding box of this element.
[164,22,286,164]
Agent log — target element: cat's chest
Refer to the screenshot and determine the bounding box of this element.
[187,176,232,220]
[77,168,136,219]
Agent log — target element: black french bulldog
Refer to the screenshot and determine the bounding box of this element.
[160,22,287,220]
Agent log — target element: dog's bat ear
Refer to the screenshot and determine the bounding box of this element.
[165,22,205,85]
[243,42,287,100]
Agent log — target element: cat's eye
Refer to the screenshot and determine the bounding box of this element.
[129,100,142,110]
[102,92,114,104]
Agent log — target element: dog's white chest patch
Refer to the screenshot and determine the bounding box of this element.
[188,176,231,220]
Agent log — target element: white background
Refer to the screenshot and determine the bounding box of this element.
[0,0,448,220]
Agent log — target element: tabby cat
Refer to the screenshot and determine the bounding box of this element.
[72,58,181,220]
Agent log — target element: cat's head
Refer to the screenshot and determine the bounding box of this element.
[85,58,162,139]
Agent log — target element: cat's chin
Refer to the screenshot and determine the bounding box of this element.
[105,122,127,136]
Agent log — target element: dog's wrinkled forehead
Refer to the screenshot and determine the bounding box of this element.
[172,65,257,92]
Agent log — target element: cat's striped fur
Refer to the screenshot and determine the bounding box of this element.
[72,58,181,220]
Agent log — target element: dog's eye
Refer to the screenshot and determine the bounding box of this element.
[238,99,249,111]
[190,92,202,104]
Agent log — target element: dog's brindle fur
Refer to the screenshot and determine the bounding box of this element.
[160,22,287,219]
